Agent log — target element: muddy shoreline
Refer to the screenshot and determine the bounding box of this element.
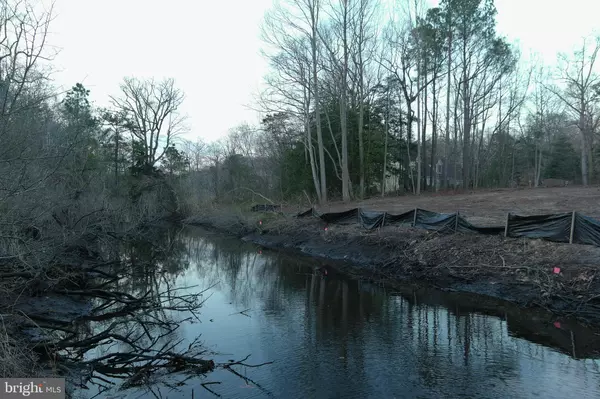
[243,231,538,304]
[185,211,600,327]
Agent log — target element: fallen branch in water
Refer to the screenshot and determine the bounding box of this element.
[228,308,251,318]
[223,365,272,396]
[221,354,274,368]
[200,382,222,397]
[10,255,218,393]
[185,354,273,397]
[4,223,278,397]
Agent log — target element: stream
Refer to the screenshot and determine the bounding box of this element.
[79,226,600,399]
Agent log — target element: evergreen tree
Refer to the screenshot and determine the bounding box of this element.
[544,134,580,181]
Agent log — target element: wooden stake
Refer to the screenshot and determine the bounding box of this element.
[454,210,460,232]
[381,212,386,228]
[504,213,510,237]
[570,211,576,244]
[413,208,418,227]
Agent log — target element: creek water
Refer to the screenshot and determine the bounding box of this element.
[82,226,600,399]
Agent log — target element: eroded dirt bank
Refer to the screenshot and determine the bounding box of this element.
[186,211,600,326]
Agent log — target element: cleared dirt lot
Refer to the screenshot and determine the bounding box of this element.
[307,186,600,226]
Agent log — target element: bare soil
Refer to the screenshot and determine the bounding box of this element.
[186,193,600,326]
[288,186,600,226]
[255,217,600,324]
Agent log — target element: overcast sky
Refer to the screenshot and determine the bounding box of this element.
[49,0,600,143]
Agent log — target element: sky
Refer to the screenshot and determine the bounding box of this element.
[48,0,600,143]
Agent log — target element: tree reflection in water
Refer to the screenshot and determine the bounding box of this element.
[96,226,600,399]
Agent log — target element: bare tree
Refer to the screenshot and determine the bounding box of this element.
[443,3,452,189]
[308,0,328,204]
[182,139,206,172]
[262,0,328,204]
[111,77,186,173]
[251,0,599,199]
[259,29,322,201]
[206,141,225,199]
[319,0,353,201]
[0,0,61,225]
[0,0,54,136]
[227,123,259,158]
[350,0,378,198]
[551,35,600,186]
[101,109,128,184]
[529,63,556,187]
[381,23,421,194]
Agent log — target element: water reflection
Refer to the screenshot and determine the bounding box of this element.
[89,226,600,398]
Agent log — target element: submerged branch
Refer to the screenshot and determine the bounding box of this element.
[228,308,251,317]
[13,257,216,392]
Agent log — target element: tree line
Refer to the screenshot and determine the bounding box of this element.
[0,0,211,378]
[176,0,600,206]
[8,0,595,213]
[0,0,197,293]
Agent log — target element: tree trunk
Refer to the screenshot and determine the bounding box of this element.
[358,95,365,199]
[382,89,390,196]
[453,84,460,189]
[340,97,350,200]
[581,138,589,186]
[406,102,415,193]
[357,16,366,199]
[462,73,471,190]
[422,57,428,191]
[587,130,594,184]
[416,91,422,195]
[431,74,438,191]
[340,0,351,202]
[511,134,515,184]
[535,146,542,187]
[580,104,589,186]
[324,107,344,178]
[363,99,373,195]
[588,143,594,183]
[443,7,452,190]
[306,112,322,204]
[366,99,372,191]
[214,160,220,199]
[475,113,486,188]
[470,118,476,186]
[311,6,327,204]
[114,129,119,186]
[304,130,308,164]
[406,103,415,193]
[406,131,415,193]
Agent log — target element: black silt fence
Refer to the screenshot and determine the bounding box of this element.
[505,213,572,243]
[457,218,505,236]
[359,209,385,230]
[314,208,359,224]
[383,210,415,226]
[296,207,600,248]
[573,214,600,246]
[414,209,457,232]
